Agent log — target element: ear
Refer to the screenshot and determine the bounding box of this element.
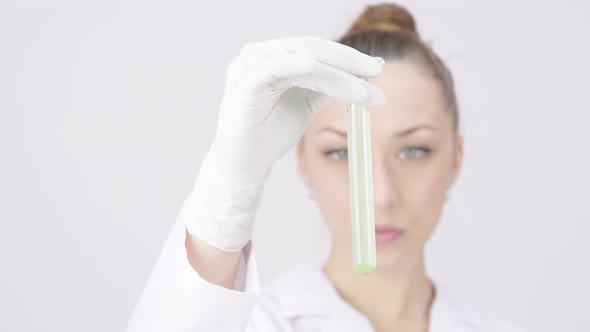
[447,134,464,190]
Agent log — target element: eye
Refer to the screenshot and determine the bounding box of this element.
[399,146,430,160]
[324,149,348,161]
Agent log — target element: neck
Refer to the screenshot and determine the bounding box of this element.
[322,246,434,330]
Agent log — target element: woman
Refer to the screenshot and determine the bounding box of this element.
[127,3,524,331]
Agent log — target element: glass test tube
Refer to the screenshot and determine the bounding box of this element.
[346,77,376,276]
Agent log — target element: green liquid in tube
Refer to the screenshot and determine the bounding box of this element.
[346,79,376,276]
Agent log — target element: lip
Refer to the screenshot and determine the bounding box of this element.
[374,224,403,245]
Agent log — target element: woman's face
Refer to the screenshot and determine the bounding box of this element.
[296,60,463,270]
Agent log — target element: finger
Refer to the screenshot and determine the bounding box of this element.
[270,36,385,79]
[235,52,316,95]
[303,90,334,113]
[268,56,385,105]
[236,47,385,105]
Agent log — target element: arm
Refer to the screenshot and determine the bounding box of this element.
[125,201,261,332]
[184,229,240,290]
[127,35,385,332]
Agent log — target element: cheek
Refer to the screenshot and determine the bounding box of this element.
[399,157,450,238]
[406,166,447,208]
[307,158,352,244]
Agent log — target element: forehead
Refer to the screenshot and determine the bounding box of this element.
[309,60,450,132]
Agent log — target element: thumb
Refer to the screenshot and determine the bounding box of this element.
[304,90,335,113]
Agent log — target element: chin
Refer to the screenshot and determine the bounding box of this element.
[374,244,409,270]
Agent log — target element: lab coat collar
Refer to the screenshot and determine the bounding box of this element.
[267,260,486,331]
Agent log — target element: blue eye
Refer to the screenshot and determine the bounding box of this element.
[325,149,348,161]
[400,146,430,159]
[325,147,429,161]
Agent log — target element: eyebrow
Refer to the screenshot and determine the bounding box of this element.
[394,124,439,137]
[316,124,438,138]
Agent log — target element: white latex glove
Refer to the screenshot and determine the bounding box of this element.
[182,36,386,252]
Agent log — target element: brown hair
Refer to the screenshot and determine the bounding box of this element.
[337,3,460,132]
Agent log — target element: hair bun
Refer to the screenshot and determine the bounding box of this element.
[345,3,418,37]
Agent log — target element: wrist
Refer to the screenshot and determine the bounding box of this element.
[183,151,267,252]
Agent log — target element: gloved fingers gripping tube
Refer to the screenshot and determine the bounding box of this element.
[346,78,376,275]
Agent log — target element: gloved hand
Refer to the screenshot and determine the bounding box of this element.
[182,36,386,252]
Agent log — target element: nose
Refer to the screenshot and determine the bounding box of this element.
[371,153,398,210]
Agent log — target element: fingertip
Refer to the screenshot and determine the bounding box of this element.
[362,85,386,106]
[373,56,385,67]
[368,56,385,77]
[347,82,369,103]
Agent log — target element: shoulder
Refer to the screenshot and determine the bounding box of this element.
[432,282,526,332]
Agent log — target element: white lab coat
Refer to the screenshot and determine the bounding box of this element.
[127,205,525,332]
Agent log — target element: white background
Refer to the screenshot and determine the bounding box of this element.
[1,0,589,331]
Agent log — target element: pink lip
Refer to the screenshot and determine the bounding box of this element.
[374,225,403,245]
